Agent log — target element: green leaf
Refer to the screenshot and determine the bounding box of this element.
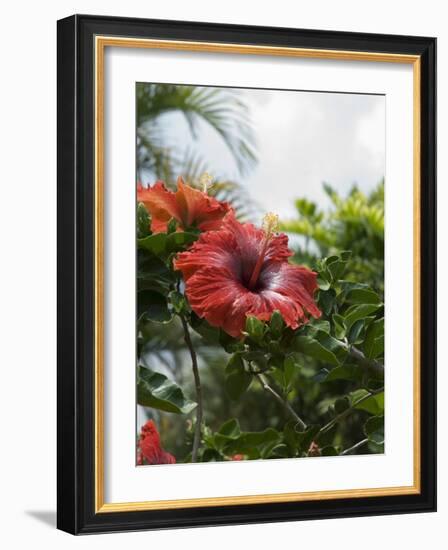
[166,231,198,252]
[318,289,336,316]
[326,258,346,281]
[344,303,381,331]
[212,419,242,452]
[283,421,299,454]
[269,310,284,339]
[270,444,290,458]
[190,313,221,344]
[245,316,266,342]
[167,217,178,234]
[364,416,385,444]
[137,252,174,292]
[347,318,366,344]
[345,288,381,305]
[225,354,251,400]
[137,366,196,414]
[293,425,320,454]
[138,231,198,256]
[217,418,241,438]
[332,313,346,339]
[293,334,339,365]
[138,233,167,255]
[317,274,331,291]
[352,390,384,415]
[334,396,350,414]
[309,319,331,333]
[169,290,187,314]
[325,364,362,382]
[137,202,151,238]
[293,329,347,366]
[137,290,172,323]
[283,355,299,388]
[224,428,281,458]
[321,446,339,456]
[364,318,384,359]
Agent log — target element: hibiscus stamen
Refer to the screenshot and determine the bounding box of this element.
[199,172,214,193]
[248,212,279,290]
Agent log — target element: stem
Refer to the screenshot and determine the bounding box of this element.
[180,315,203,462]
[256,373,307,431]
[349,347,384,378]
[340,438,369,456]
[317,388,383,439]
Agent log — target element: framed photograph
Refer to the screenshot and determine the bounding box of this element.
[57,15,436,534]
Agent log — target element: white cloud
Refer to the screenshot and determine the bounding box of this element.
[149,87,385,221]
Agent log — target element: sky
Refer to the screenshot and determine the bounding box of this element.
[146,86,385,222]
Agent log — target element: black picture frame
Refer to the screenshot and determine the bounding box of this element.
[57,14,436,534]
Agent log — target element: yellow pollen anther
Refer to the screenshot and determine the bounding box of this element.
[262,212,279,236]
[199,172,214,193]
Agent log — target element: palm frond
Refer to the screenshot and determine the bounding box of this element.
[137,83,257,177]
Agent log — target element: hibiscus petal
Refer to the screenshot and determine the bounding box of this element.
[175,228,240,281]
[138,181,182,233]
[184,268,251,337]
[261,263,321,319]
[176,176,231,230]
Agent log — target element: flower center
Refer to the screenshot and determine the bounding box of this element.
[248,212,279,290]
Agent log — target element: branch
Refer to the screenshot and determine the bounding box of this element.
[340,438,369,456]
[349,346,384,377]
[317,388,383,439]
[180,315,203,462]
[255,373,307,431]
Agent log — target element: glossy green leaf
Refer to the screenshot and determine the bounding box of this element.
[352,390,384,415]
[137,290,172,323]
[217,418,241,438]
[137,233,167,255]
[344,303,381,331]
[318,289,337,316]
[347,318,366,344]
[245,316,266,342]
[332,313,346,339]
[325,364,362,382]
[224,428,281,458]
[137,366,196,414]
[309,319,331,334]
[345,287,381,305]
[138,231,197,256]
[269,310,284,339]
[364,415,384,444]
[294,334,339,365]
[190,313,221,344]
[166,231,198,252]
[137,202,151,238]
[225,354,251,400]
[317,274,331,291]
[364,318,384,359]
[293,329,347,366]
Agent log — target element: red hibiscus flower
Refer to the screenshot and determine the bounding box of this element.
[137,420,176,465]
[174,213,321,338]
[137,176,232,233]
